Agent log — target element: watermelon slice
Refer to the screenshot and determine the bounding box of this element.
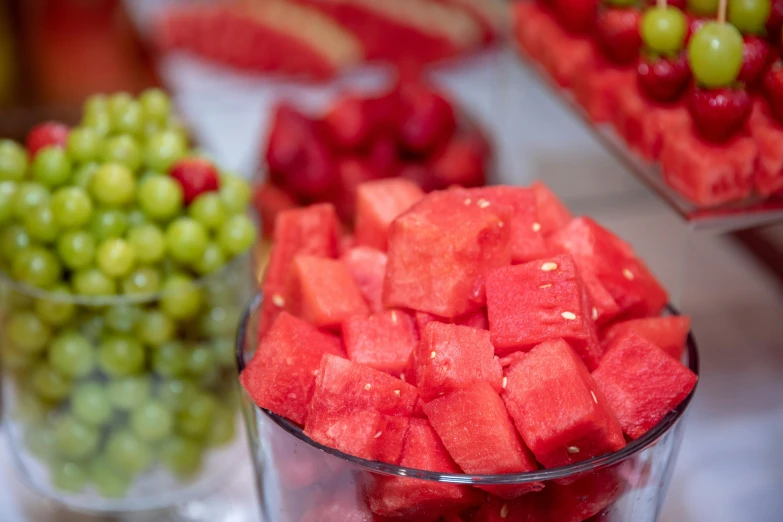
[239,312,344,425]
[592,332,698,439]
[547,217,668,320]
[530,181,573,236]
[384,189,512,318]
[575,65,635,124]
[365,419,484,520]
[252,183,297,238]
[355,178,425,251]
[305,354,418,462]
[341,246,388,313]
[422,382,541,499]
[485,254,602,369]
[502,339,626,469]
[286,255,369,328]
[343,309,418,375]
[749,99,783,197]
[415,322,503,401]
[601,316,691,360]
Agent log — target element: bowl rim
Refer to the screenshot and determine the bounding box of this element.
[235,292,699,484]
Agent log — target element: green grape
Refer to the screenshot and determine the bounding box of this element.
[0,181,17,225]
[137,176,184,221]
[24,203,59,243]
[31,363,72,402]
[111,100,144,137]
[0,225,31,262]
[3,343,36,372]
[57,230,95,270]
[96,238,136,278]
[12,181,50,219]
[52,461,88,493]
[72,162,99,189]
[51,186,93,229]
[145,129,187,172]
[127,208,147,227]
[208,409,236,447]
[688,22,745,87]
[107,375,151,411]
[136,309,175,347]
[194,242,226,276]
[66,127,102,163]
[25,425,56,461]
[186,344,215,378]
[89,459,130,498]
[32,147,71,188]
[160,437,203,477]
[72,268,116,296]
[139,88,171,123]
[121,267,162,295]
[72,382,113,426]
[83,109,112,137]
[152,341,188,378]
[131,399,173,442]
[55,416,99,460]
[201,306,241,338]
[84,94,108,116]
[6,311,51,354]
[161,275,203,320]
[211,338,235,368]
[729,0,771,33]
[49,331,95,378]
[641,7,688,56]
[217,214,255,257]
[98,335,145,377]
[35,285,76,326]
[90,208,128,240]
[688,0,720,15]
[90,163,135,207]
[127,224,166,264]
[0,139,28,181]
[102,134,142,172]
[105,430,152,476]
[107,92,133,116]
[219,174,251,214]
[157,378,197,412]
[176,392,217,439]
[12,246,62,288]
[188,193,226,230]
[165,217,208,264]
[104,303,143,333]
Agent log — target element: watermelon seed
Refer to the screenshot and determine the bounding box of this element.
[539,283,552,289]
[430,351,437,359]
[464,198,472,205]
[394,390,400,397]
[400,373,406,382]
[477,198,490,208]
[272,294,285,307]
[591,391,598,403]
[502,377,508,389]
[592,307,598,321]
[561,311,577,320]
[374,431,383,439]
[541,262,558,272]
[391,311,398,323]
[568,446,580,454]
[285,357,293,365]
[500,504,509,518]
[532,222,542,232]
[623,269,635,281]
[364,384,372,391]
[498,221,504,228]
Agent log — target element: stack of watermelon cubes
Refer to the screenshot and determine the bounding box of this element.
[240,179,698,522]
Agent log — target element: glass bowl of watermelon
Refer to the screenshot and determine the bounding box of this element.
[237,183,699,522]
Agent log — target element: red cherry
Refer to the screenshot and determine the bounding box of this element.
[766,0,783,42]
[738,35,773,88]
[552,0,598,33]
[169,157,221,204]
[398,82,456,155]
[763,61,783,123]
[26,122,69,157]
[323,96,370,151]
[637,54,692,103]
[595,8,643,66]
[689,87,751,142]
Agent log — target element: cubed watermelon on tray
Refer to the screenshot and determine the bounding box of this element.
[750,99,783,197]
[239,312,344,425]
[384,189,512,318]
[546,35,599,90]
[592,332,697,439]
[355,178,425,251]
[341,246,388,313]
[575,66,635,123]
[343,309,417,375]
[502,339,626,469]
[531,181,573,236]
[423,382,541,499]
[486,254,602,369]
[601,316,690,360]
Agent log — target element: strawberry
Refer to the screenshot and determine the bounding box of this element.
[398,81,456,155]
[429,135,487,189]
[637,53,691,102]
[763,61,783,123]
[265,104,315,177]
[367,135,398,178]
[766,0,783,43]
[169,157,221,204]
[689,87,752,142]
[739,36,772,88]
[595,8,642,66]
[26,122,69,157]
[552,0,598,33]
[323,96,371,151]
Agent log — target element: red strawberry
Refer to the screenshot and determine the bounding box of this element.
[26,122,69,157]
[363,90,401,137]
[398,82,456,155]
[429,135,487,189]
[169,157,221,204]
[766,0,783,42]
[323,96,370,151]
[265,104,315,177]
[552,0,598,33]
[689,87,752,142]
[637,53,691,102]
[366,135,398,178]
[738,35,772,87]
[763,61,783,123]
[595,8,643,66]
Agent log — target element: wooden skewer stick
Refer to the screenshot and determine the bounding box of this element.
[718,0,728,23]
[657,0,667,8]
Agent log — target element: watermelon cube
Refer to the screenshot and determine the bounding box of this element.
[355,178,426,251]
[365,419,484,520]
[542,29,597,89]
[538,468,624,522]
[531,181,573,236]
[502,339,626,469]
[415,322,503,401]
[252,183,297,238]
[601,316,690,360]
[414,308,489,337]
[575,66,635,123]
[422,382,541,498]
[341,246,388,313]
[239,312,344,425]
[343,310,417,375]
[581,270,621,326]
[305,354,419,463]
[613,88,689,161]
[286,255,369,328]
[592,332,698,439]
[384,189,512,318]
[749,99,783,197]
[548,217,668,320]
[486,254,602,369]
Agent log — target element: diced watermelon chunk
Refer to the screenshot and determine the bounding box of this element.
[486,254,602,369]
[252,183,297,238]
[239,312,344,425]
[530,181,573,236]
[575,66,635,123]
[286,255,369,328]
[305,354,418,463]
[601,316,690,360]
[581,270,621,326]
[423,382,541,499]
[355,178,425,251]
[546,35,599,90]
[365,419,484,520]
[548,217,668,320]
[341,246,388,313]
[502,339,626,468]
[538,468,624,522]
[414,322,503,401]
[750,99,783,197]
[384,189,512,318]
[513,3,560,64]
[592,332,698,439]
[613,88,690,161]
[343,310,417,375]
[414,308,489,337]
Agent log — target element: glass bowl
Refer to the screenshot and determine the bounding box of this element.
[236,294,699,522]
